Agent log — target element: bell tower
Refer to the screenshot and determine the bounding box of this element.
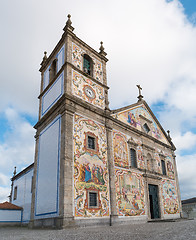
[30,15,110,228]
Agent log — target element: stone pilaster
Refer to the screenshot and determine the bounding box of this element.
[62,105,75,227]
[29,133,39,228]
[105,118,118,225]
[172,153,182,216]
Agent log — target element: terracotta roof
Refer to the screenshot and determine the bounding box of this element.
[0,201,23,210]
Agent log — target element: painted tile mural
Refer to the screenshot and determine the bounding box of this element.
[72,70,105,109]
[115,169,145,216]
[161,179,179,214]
[74,114,109,218]
[72,43,103,83]
[112,105,168,144]
[166,155,175,179]
[113,131,129,169]
[136,144,145,169]
[154,153,162,174]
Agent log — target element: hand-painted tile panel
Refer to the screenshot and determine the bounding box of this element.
[72,70,105,109]
[74,114,109,218]
[165,155,175,179]
[72,43,103,83]
[115,169,145,216]
[113,105,168,144]
[113,131,129,169]
[161,179,179,214]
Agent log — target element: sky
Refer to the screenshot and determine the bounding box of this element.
[0,0,196,202]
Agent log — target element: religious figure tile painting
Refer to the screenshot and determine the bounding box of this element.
[112,105,168,144]
[161,179,179,214]
[74,114,110,218]
[113,131,129,169]
[115,169,145,216]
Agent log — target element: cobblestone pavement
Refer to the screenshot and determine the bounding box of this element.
[0,219,195,240]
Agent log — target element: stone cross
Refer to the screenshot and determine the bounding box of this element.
[136,85,142,96]
[136,85,143,101]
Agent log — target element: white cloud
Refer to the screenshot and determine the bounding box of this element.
[176,153,196,199]
[0,108,35,185]
[0,187,10,203]
[172,131,196,151]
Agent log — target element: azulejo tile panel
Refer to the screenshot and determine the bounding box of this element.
[72,43,103,83]
[113,131,129,169]
[165,155,175,179]
[161,179,179,214]
[154,153,162,174]
[136,144,145,169]
[113,105,168,144]
[115,169,145,216]
[72,43,83,70]
[74,114,109,218]
[72,70,105,109]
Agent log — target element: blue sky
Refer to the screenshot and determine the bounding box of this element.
[0,0,196,202]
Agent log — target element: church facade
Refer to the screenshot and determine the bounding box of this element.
[10,15,182,228]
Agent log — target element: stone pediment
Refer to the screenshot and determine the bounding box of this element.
[111,101,172,146]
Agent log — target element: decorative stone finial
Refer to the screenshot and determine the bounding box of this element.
[167,130,172,140]
[13,166,16,177]
[40,51,47,66]
[99,41,107,57]
[99,41,104,52]
[63,14,74,32]
[136,85,144,101]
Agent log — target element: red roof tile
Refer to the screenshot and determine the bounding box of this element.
[0,201,23,210]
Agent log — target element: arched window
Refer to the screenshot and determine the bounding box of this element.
[130,148,137,168]
[83,54,93,76]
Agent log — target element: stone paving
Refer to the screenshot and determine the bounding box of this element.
[0,219,195,240]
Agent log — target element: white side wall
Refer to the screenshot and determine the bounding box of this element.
[0,210,22,222]
[12,168,33,222]
[34,115,61,219]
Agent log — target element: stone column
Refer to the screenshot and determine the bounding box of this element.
[172,152,182,217]
[29,133,39,228]
[62,104,75,227]
[105,118,118,225]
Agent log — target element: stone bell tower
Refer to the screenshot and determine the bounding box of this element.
[30,14,110,228]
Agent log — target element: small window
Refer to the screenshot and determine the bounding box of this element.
[88,136,95,150]
[13,186,17,200]
[143,123,150,133]
[49,59,57,82]
[161,160,166,175]
[130,148,137,168]
[83,54,93,76]
[89,192,98,207]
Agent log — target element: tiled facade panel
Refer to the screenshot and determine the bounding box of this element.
[112,105,168,144]
[41,72,64,116]
[35,116,61,218]
[72,70,105,109]
[73,114,110,218]
[12,168,33,222]
[72,43,103,83]
[115,169,145,216]
[161,179,179,215]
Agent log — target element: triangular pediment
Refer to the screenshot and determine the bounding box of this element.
[111,101,172,146]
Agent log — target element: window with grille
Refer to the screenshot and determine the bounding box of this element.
[88,136,95,150]
[89,192,98,207]
[143,123,150,133]
[161,160,166,175]
[130,148,137,168]
[13,186,17,200]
